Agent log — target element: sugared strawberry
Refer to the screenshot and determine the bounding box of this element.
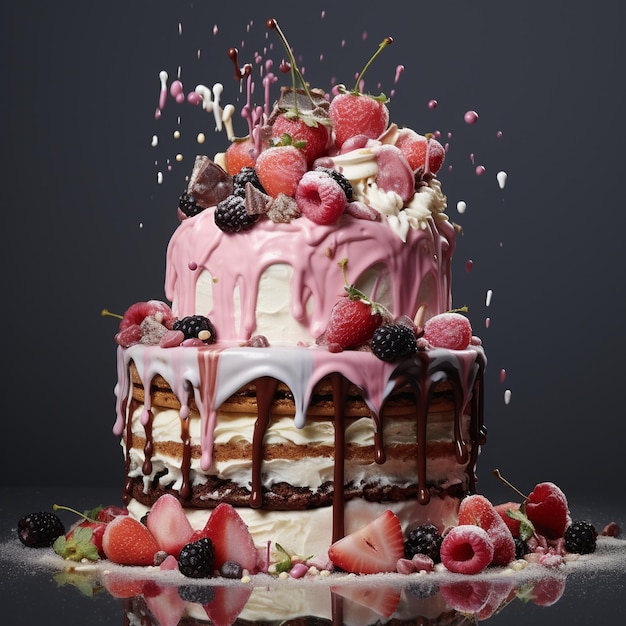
[329,92,389,148]
[423,312,473,350]
[458,494,516,567]
[331,584,401,619]
[525,482,571,540]
[65,520,107,559]
[394,128,445,174]
[200,503,258,573]
[295,170,347,225]
[328,510,404,574]
[439,525,494,575]
[271,114,331,165]
[146,494,194,558]
[255,145,308,197]
[202,585,253,626]
[102,515,160,566]
[224,136,258,175]
[494,501,522,537]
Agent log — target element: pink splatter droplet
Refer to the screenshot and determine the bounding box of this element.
[475,165,486,176]
[428,99,438,109]
[187,91,202,106]
[188,261,198,271]
[464,110,479,124]
[499,369,507,383]
[496,130,503,139]
[170,80,184,98]
[485,317,491,328]
[394,65,404,83]
[465,259,474,272]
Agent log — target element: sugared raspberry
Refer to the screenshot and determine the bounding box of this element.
[295,170,347,225]
[440,525,494,575]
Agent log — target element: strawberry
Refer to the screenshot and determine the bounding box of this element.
[295,170,347,225]
[102,515,160,566]
[439,525,494,575]
[202,585,253,626]
[271,113,331,166]
[329,92,389,148]
[224,136,258,175]
[65,520,107,558]
[457,494,516,567]
[146,493,194,558]
[319,295,384,349]
[96,505,128,523]
[475,580,516,619]
[394,128,445,174]
[517,575,567,607]
[525,482,571,540]
[423,312,473,350]
[494,501,522,537]
[327,510,404,574]
[255,145,308,197]
[332,584,401,619]
[201,503,258,573]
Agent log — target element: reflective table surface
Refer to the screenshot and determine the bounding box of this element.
[2,487,625,625]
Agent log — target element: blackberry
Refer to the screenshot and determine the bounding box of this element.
[173,315,216,344]
[404,524,443,563]
[233,166,266,196]
[178,191,203,218]
[316,166,353,200]
[514,537,529,559]
[214,194,258,233]
[564,520,598,554]
[178,584,215,604]
[178,538,216,578]
[17,511,65,548]
[371,323,418,362]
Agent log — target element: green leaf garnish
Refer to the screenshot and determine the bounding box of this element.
[53,527,100,562]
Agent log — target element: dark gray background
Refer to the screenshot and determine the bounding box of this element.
[2,0,625,512]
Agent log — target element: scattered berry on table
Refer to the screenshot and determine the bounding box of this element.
[371,322,418,362]
[214,194,259,233]
[178,584,215,605]
[564,520,598,554]
[17,512,65,548]
[173,315,217,344]
[178,537,216,578]
[404,524,443,563]
[525,482,571,540]
[440,525,494,575]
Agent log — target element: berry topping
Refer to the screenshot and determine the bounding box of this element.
[173,314,217,344]
[17,511,65,548]
[214,194,259,233]
[178,190,203,218]
[328,510,405,574]
[564,520,598,554]
[271,113,331,166]
[295,169,347,225]
[177,537,216,578]
[118,300,174,332]
[232,166,266,197]
[394,128,446,175]
[315,166,353,200]
[423,312,473,350]
[371,322,418,362]
[403,524,443,562]
[220,559,244,579]
[330,92,389,148]
[224,136,258,175]
[439,525,494,575]
[102,515,160,566]
[187,155,233,208]
[255,145,308,198]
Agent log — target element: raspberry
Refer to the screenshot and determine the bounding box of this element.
[214,195,258,233]
[404,524,443,563]
[17,512,65,548]
[525,482,571,540]
[371,323,417,362]
[232,166,266,197]
[564,520,598,554]
[177,537,216,578]
[440,525,494,575]
[295,170,347,225]
[423,312,473,350]
[178,191,203,218]
[315,166,353,200]
[255,145,308,198]
[173,315,216,343]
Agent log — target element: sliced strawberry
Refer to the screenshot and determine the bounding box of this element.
[525,482,571,540]
[145,585,186,626]
[332,584,400,619]
[202,503,258,573]
[458,494,516,567]
[327,510,404,575]
[146,494,194,558]
[102,516,160,566]
[202,585,253,626]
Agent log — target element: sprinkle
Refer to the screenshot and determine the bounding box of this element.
[486,289,493,306]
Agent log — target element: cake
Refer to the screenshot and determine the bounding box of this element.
[112,19,486,562]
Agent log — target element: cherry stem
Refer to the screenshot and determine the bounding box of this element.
[493,469,529,501]
[53,504,98,523]
[353,36,393,93]
[338,258,349,286]
[101,308,123,320]
[266,17,313,115]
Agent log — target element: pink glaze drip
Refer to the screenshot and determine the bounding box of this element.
[165,211,455,343]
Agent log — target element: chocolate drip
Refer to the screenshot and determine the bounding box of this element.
[250,377,279,508]
[466,359,486,493]
[179,416,192,501]
[122,396,139,505]
[142,408,154,476]
[330,373,349,543]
